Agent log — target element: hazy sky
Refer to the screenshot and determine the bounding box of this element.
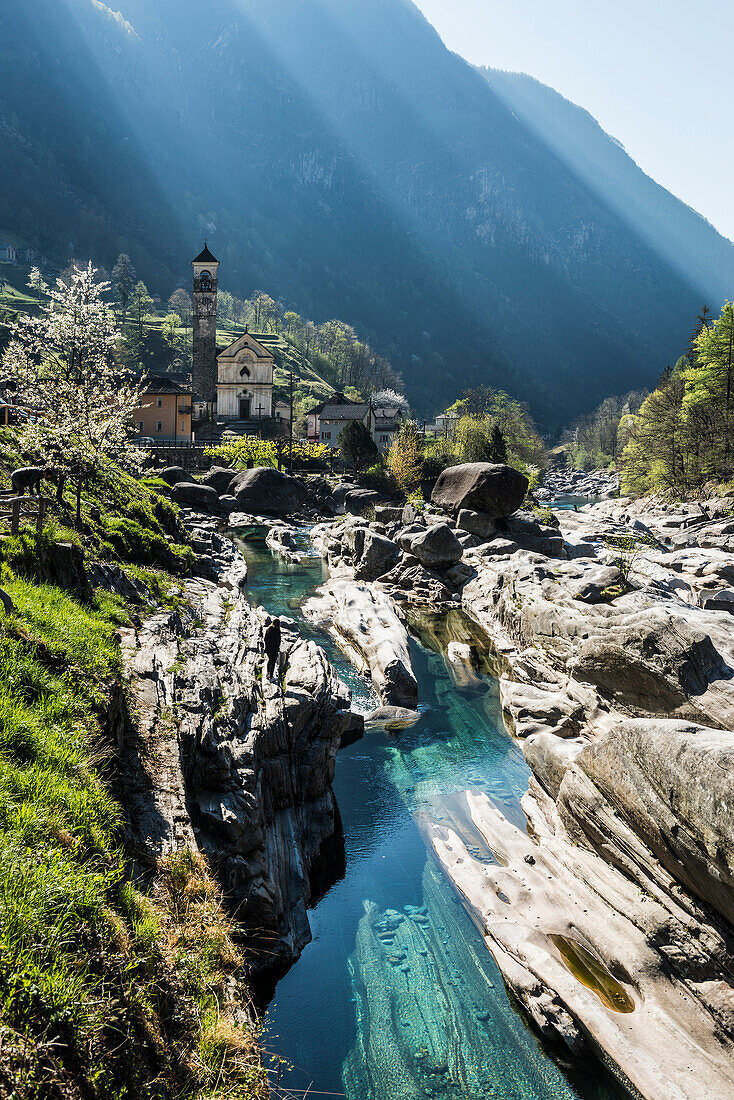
[413,0,734,242]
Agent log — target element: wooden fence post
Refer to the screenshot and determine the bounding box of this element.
[11,499,20,535]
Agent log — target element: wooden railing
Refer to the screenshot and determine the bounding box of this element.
[0,495,49,535]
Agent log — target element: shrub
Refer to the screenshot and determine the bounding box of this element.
[357,462,398,496]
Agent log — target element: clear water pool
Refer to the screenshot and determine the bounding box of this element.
[234,528,620,1100]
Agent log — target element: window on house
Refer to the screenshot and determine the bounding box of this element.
[156,421,162,432]
[180,422,186,433]
[138,421,144,431]
[157,397,162,407]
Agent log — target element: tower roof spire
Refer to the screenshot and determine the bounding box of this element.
[193,242,218,264]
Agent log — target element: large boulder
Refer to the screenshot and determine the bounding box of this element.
[332,482,357,509]
[407,523,463,569]
[160,465,196,487]
[228,467,307,516]
[431,463,528,518]
[344,488,383,515]
[170,481,220,512]
[201,466,238,494]
[501,512,566,558]
[218,495,240,515]
[355,530,401,581]
[458,508,496,540]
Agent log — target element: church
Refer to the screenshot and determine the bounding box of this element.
[191,244,274,422]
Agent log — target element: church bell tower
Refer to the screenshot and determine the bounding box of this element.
[192,243,219,404]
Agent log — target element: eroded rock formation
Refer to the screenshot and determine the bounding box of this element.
[303,579,418,709]
[117,523,361,973]
[310,472,734,1096]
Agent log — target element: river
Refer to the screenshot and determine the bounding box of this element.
[234,527,621,1100]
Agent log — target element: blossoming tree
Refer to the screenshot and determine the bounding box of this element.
[2,263,145,526]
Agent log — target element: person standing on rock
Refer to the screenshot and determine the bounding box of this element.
[264,617,282,680]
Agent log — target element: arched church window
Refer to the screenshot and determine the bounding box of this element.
[199,270,212,292]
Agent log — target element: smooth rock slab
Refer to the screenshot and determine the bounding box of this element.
[364,706,421,731]
[303,580,418,708]
[427,787,734,1100]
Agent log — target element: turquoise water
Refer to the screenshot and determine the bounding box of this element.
[234,529,619,1100]
[549,494,604,511]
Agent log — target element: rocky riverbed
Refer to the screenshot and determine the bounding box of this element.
[115,509,362,975]
[124,459,734,1097]
[298,462,734,1099]
[537,468,620,502]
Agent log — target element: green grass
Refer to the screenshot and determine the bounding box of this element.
[0,577,136,1094]
[0,431,265,1096]
[0,263,39,314]
[0,430,195,575]
[0,571,265,1098]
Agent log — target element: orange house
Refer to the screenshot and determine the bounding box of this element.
[134,376,193,442]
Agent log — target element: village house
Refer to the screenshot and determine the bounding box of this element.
[316,400,405,452]
[306,392,357,442]
[370,405,403,453]
[317,402,370,449]
[0,245,17,264]
[16,247,45,265]
[133,376,193,442]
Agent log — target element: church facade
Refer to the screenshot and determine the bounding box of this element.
[191,244,274,421]
[216,330,274,420]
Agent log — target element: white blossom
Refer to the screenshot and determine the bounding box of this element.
[1,263,146,522]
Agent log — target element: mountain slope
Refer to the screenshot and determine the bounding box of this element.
[483,67,734,307]
[1,0,733,427]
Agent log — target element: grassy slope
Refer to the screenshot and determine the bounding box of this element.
[0,439,266,1099]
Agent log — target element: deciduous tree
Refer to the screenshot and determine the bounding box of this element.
[387,421,424,496]
[2,263,145,526]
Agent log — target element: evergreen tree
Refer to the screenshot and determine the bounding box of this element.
[124,281,153,369]
[685,304,712,367]
[111,253,136,325]
[339,419,378,473]
[489,423,508,463]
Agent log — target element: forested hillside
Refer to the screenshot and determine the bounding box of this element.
[1,0,733,427]
[0,257,407,428]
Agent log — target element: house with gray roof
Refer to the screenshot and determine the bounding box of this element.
[318,402,370,449]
